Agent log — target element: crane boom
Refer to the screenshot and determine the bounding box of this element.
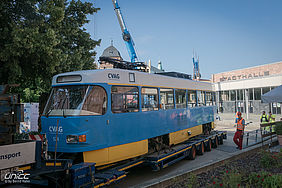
[193,52,201,80]
[112,0,138,62]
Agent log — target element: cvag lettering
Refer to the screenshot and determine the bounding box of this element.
[108,73,120,80]
[49,126,63,133]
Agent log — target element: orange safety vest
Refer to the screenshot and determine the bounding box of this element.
[237,118,245,131]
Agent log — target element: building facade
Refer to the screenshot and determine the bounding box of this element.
[99,44,123,69]
[212,62,282,115]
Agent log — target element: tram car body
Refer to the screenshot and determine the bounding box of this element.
[41,69,216,166]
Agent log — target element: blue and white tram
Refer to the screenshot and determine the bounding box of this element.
[41,69,216,166]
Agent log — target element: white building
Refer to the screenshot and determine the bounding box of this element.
[212,61,282,116]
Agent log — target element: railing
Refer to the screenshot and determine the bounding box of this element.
[245,130,259,147]
[244,129,260,147]
[260,121,281,147]
[244,121,281,148]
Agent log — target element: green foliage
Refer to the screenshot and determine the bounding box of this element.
[211,171,241,188]
[260,150,277,168]
[186,173,198,188]
[262,174,282,188]
[274,122,282,135]
[222,171,242,188]
[247,171,282,188]
[0,0,100,102]
[260,149,282,168]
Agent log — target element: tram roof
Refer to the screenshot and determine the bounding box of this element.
[52,69,214,91]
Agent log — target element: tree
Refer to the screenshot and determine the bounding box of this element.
[0,0,100,102]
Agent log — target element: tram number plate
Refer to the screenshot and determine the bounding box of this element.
[53,137,60,142]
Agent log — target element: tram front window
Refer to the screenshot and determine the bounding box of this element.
[44,85,107,116]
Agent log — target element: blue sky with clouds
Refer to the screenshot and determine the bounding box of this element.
[84,0,282,78]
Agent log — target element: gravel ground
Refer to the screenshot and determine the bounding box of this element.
[168,149,282,188]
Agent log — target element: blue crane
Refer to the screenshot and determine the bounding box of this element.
[192,52,201,79]
[112,0,138,63]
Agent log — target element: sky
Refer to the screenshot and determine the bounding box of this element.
[84,0,282,79]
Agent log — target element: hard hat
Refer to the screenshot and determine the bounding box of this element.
[237,112,242,116]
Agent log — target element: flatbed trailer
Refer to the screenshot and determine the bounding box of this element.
[1,131,227,187]
[92,131,227,187]
[144,131,227,171]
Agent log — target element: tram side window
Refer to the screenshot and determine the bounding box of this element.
[111,86,139,113]
[82,86,107,115]
[160,88,174,110]
[141,88,158,111]
[197,91,205,106]
[206,92,213,106]
[175,89,187,109]
[188,90,197,107]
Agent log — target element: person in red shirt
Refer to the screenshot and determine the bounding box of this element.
[233,112,246,150]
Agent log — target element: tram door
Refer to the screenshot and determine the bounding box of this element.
[109,86,140,143]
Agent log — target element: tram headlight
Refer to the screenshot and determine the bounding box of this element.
[66,135,86,143]
[66,135,78,143]
[79,135,86,142]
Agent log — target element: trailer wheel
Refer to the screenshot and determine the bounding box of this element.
[206,139,212,152]
[219,134,224,145]
[197,142,205,155]
[212,136,218,148]
[188,145,196,160]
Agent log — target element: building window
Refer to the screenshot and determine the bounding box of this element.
[206,92,213,106]
[220,91,229,101]
[272,103,281,114]
[141,87,158,111]
[111,86,139,113]
[160,88,174,110]
[230,90,236,101]
[212,92,216,106]
[197,91,205,106]
[249,88,254,100]
[254,88,261,100]
[248,101,253,113]
[262,87,270,94]
[188,90,197,107]
[237,90,243,101]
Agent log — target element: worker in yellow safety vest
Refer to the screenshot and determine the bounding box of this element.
[267,111,275,123]
[267,111,276,132]
[260,111,268,123]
